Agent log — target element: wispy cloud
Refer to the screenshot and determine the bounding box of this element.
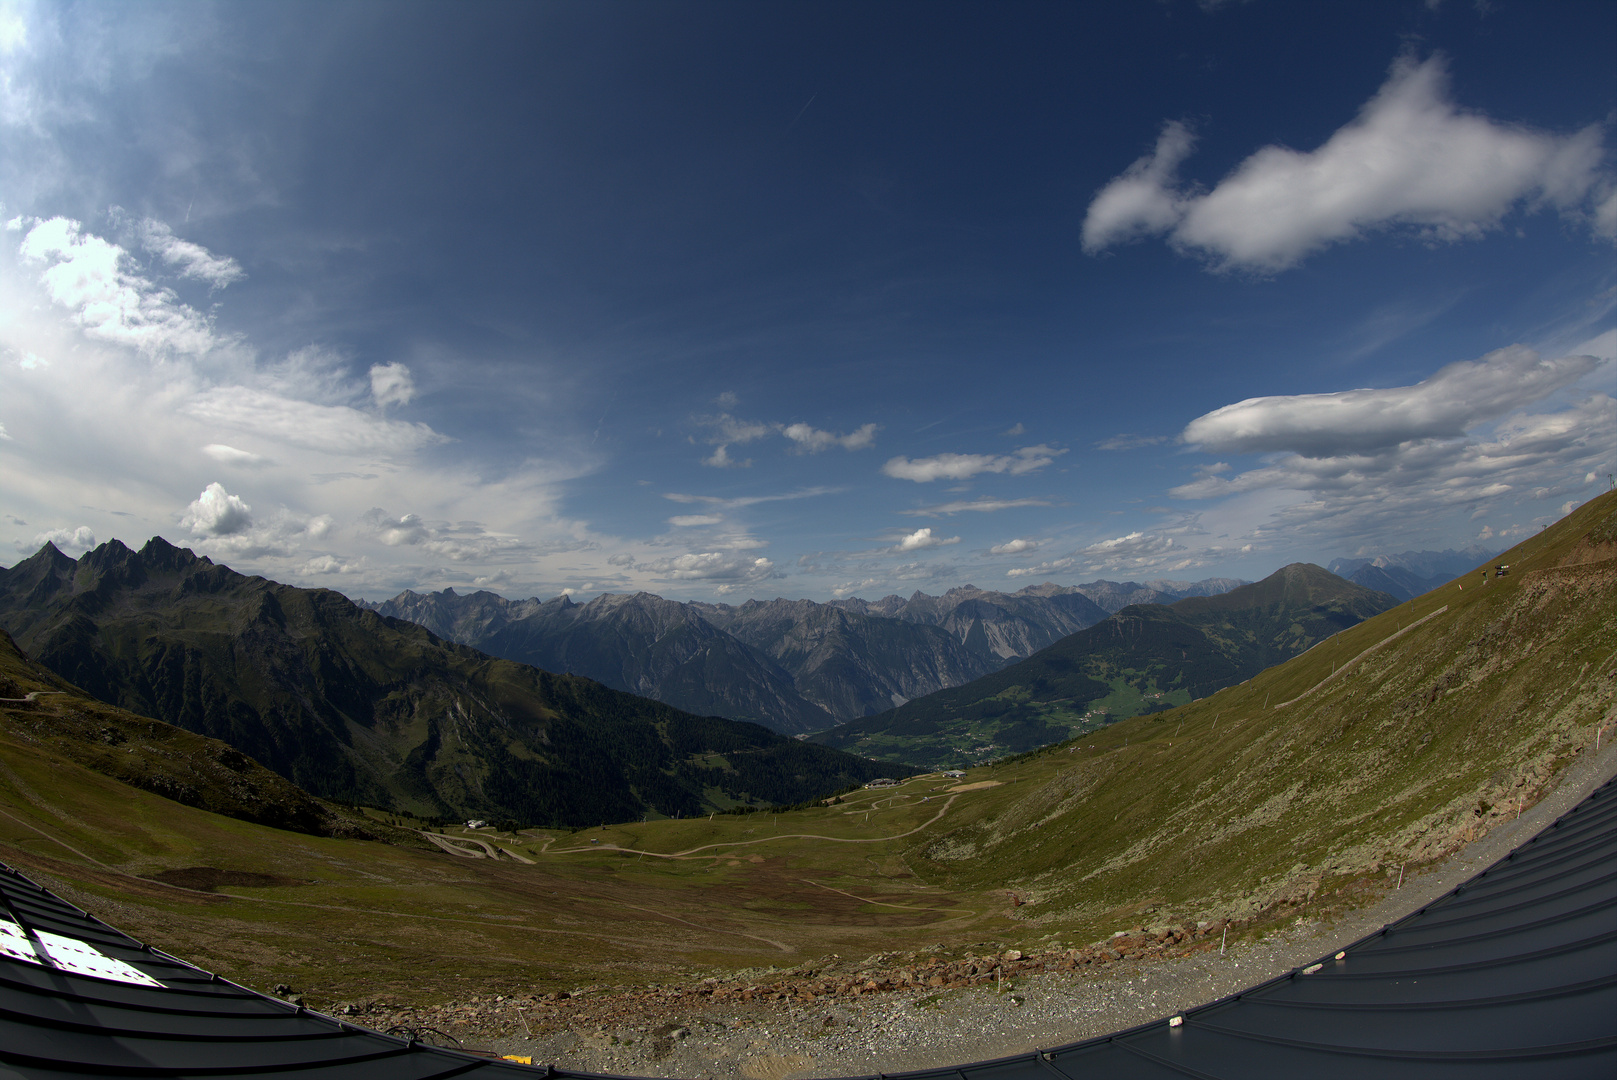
[19,216,231,356]
[882,444,1065,482]
[899,496,1052,516]
[136,219,245,289]
[1095,433,1169,451]
[663,486,839,510]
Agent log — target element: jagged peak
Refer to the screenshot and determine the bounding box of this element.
[138,536,210,572]
[80,537,135,562]
[20,540,75,569]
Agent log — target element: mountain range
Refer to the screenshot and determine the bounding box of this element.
[369,577,1243,733]
[0,539,898,826]
[0,494,1606,1011]
[815,563,1398,767]
[1327,545,1501,602]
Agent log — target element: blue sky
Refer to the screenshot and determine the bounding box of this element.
[1,0,1612,601]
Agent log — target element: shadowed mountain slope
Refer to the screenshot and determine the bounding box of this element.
[0,627,398,841]
[376,588,833,734]
[0,540,898,825]
[816,564,1397,767]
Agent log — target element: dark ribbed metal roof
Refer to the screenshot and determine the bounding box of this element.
[3,775,1614,1078]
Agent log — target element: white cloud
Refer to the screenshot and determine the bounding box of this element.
[202,443,268,467]
[0,3,26,54]
[831,577,881,598]
[663,487,837,510]
[990,538,1039,555]
[780,421,877,453]
[900,496,1052,516]
[1096,433,1169,451]
[185,386,447,456]
[1182,346,1599,457]
[1173,384,1615,550]
[697,412,772,445]
[369,362,416,408]
[668,514,723,527]
[893,527,959,553]
[362,509,429,547]
[882,444,1065,482]
[302,554,362,576]
[1082,121,1197,253]
[18,217,226,355]
[357,508,523,562]
[631,551,781,593]
[1084,55,1616,270]
[1569,329,1616,362]
[180,482,253,537]
[137,220,245,289]
[1006,558,1073,579]
[24,525,95,554]
[702,444,750,468]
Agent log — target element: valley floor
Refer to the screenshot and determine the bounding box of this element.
[389,736,1616,1078]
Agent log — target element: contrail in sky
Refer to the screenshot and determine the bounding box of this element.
[788,93,817,129]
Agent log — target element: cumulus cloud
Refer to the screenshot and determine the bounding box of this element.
[24,525,95,554]
[364,509,428,546]
[781,422,877,453]
[900,496,1052,517]
[892,527,959,553]
[1084,55,1616,270]
[1082,121,1197,253]
[137,220,245,289]
[1182,346,1599,457]
[18,217,226,355]
[882,444,1065,482]
[180,482,253,537]
[990,538,1039,555]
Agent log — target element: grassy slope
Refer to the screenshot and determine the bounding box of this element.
[899,494,1615,929]
[818,564,1396,767]
[0,494,1609,1009]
